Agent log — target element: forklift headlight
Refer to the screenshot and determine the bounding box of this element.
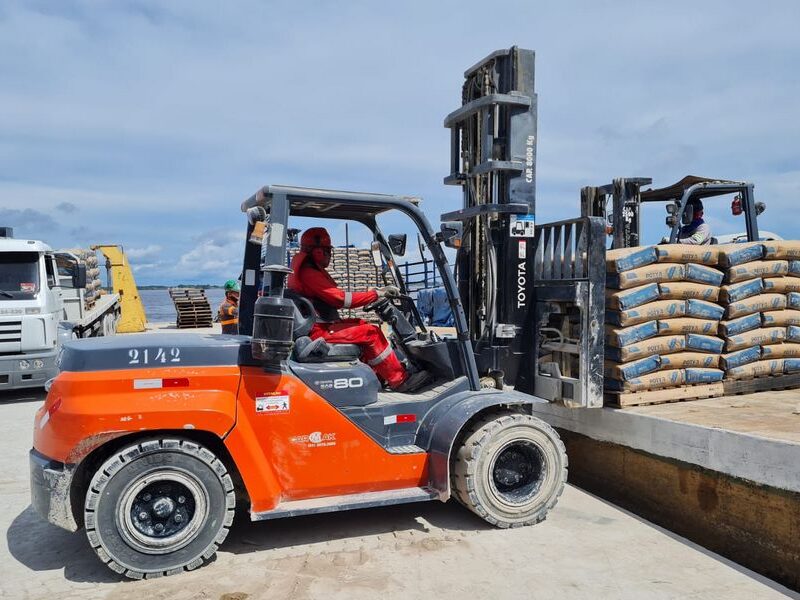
[19,360,30,370]
[33,359,45,369]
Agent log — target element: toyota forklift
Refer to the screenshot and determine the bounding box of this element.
[581,174,770,248]
[29,47,606,579]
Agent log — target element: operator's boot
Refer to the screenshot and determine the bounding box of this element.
[394,369,434,393]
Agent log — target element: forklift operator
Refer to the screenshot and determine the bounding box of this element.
[287,227,431,392]
[677,198,712,245]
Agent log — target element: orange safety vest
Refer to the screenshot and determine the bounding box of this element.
[218,298,239,331]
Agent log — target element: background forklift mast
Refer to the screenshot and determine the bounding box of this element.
[582,175,765,248]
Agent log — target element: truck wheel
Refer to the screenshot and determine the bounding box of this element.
[452,412,567,528]
[101,313,115,336]
[84,439,235,579]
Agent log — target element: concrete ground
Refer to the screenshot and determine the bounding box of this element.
[628,390,800,443]
[2,391,797,599]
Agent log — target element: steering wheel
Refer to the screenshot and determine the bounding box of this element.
[363,297,391,313]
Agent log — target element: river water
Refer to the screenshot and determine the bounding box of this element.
[139,288,226,323]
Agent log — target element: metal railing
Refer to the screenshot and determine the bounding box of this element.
[400,258,442,295]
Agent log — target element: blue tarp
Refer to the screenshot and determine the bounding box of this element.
[416,287,454,327]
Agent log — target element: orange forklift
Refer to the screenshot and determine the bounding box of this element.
[29,48,605,579]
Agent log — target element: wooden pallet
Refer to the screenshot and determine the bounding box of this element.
[169,288,214,328]
[605,382,725,408]
[722,372,800,395]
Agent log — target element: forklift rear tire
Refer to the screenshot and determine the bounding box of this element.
[84,438,235,579]
[452,411,567,528]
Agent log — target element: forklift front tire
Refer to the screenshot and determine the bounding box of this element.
[84,438,235,579]
[452,412,567,528]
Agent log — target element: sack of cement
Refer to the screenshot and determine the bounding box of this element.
[719,313,762,337]
[761,343,800,359]
[684,263,724,286]
[724,327,786,352]
[790,293,800,310]
[606,321,659,347]
[720,346,762,370]
[658,281,720,302]
[789,325,800,343]
[655,245,719,266]
[686,334,724,354]
[762,240,800,261]
[726,359,784,380]
[761,310,800,327]
[603,355,661,381]
[763,277,800,294]
[658,318,718,336]
[685,368,724,384]
[606,283,660,311]
[608,264,685,290]
[605,369,685,392]
[789,260,800,278]
[606,246,658,273]
[685,298,725,320]
[717,243,765,268]
[784,358,800,373]
[606,335,686,363]
[725,260,789,283]
[719,278,764,304]
[606,300,686,327]
[726,293,787,319]
[659,352,719,370]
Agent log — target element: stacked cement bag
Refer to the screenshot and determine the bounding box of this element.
[715,242,800,378]
[61,248,104,309]
[605,245,725,393]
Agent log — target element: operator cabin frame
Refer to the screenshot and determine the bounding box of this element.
[581,175,762,248]
[237,184,482,391]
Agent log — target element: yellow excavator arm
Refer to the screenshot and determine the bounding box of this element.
[92,245,147,333]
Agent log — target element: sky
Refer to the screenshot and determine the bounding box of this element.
[1,1,799,285]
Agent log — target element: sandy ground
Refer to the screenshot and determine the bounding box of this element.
[1,389,797,600]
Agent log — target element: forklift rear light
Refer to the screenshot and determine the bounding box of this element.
[163,378,190,388]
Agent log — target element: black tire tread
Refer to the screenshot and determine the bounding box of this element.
[84,438,235,579]
[451,411,568,528]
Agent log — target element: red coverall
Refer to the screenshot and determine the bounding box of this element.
[287,250,408,388]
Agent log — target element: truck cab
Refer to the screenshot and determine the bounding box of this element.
[0,235,63,389]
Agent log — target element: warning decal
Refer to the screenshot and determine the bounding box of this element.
[509,214,536,238]
[256,394,290,414]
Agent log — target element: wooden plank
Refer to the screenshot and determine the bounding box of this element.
[722,372,800,396]
[605,382,724,408]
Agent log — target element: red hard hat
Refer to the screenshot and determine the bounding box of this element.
[300,227,331,251]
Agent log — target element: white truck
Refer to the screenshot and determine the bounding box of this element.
[0,228,120,390]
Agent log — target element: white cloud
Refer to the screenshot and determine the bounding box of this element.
[125,244,163,260]
[0,1,799,281]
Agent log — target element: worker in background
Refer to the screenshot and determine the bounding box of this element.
[288,227,431,392]
[218,279,240,334]
[677,198,712,245]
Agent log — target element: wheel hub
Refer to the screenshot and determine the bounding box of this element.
[117,469,208,554]
[490,441,545,505]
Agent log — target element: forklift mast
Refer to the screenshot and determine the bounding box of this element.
[580,178,652,249]
[443,47,538,387]
[445,47,605,405]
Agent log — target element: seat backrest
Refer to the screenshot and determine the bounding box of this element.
[283,290,315,339]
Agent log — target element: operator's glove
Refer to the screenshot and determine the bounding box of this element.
[373,285,400,298]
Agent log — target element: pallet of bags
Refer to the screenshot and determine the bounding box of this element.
[714,242,799,389]
[604,246,725,407]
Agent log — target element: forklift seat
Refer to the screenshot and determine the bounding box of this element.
[293,336,361,363]
[284,290,362,363]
